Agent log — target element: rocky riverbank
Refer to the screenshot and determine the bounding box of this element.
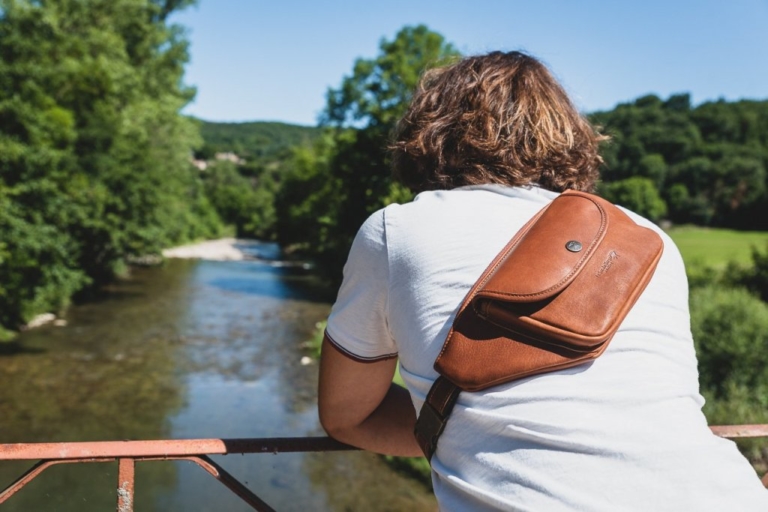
[162,238,249,260]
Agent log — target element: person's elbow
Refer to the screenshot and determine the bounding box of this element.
[318,400,359,441]
[318,408,342,438]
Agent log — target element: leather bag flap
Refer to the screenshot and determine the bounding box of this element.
[476,193,607,303]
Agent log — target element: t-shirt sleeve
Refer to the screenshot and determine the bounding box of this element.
[325,208,397,361]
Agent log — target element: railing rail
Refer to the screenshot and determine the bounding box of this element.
[1,427,766,511]
[0,437,357,512]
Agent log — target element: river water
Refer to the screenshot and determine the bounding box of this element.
[0,244,436,511]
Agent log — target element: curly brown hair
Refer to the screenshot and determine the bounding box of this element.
[390,51,607,193]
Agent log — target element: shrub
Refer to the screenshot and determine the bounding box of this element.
[689,285,768,463]
[600,177,668,222]
[690,285,768,398]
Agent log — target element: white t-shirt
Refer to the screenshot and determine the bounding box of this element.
[326,184,768,511]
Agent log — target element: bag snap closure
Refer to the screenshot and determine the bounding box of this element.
[566,240,582,252]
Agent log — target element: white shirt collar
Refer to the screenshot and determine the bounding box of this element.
[452,183,560,202]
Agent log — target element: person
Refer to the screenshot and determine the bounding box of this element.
[317,51,768,511]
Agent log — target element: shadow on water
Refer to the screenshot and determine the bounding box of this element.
[206,274,310,301]
[0,342,45,357]
[0,257,435,511]
[232,240,283,261]
[205,261,335,304]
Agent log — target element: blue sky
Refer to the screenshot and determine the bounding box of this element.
[171,0,768,126]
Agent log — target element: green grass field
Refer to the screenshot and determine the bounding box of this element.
[666,226,768,268]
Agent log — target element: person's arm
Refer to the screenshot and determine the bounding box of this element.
[318,334,422,457]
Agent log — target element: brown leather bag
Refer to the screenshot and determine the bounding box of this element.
[414,190,664,460]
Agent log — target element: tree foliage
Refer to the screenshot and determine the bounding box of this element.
[322,25,458,129]
[686,241,768,455]
[0,0,220,334]
[276,25,459,281]
[690,285,768,399]
[689,284,768,460]
[599,177,668,222]
[592,95,768,228]
[193,120,320,240]
[197,120,319,163]
[202,160,277,239]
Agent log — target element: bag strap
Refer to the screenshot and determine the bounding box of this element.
[413,199,553,461]
[414,376,461,461]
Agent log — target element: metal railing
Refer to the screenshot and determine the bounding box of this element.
[0,437,357,512]
[1,426,766,511]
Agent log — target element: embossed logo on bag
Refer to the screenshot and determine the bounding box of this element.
[596,251,619,277]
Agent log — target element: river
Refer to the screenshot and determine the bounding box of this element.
[0,243,436,511]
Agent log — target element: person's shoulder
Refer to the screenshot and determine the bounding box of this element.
[396,185,548,212]
[377,189,478,228]
[352,208,388,253]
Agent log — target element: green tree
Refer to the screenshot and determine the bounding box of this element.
[599,177,668,222]
[322,25,458,129]
[198,120,320,162]
[637,153,667,188]
[0,0,219,334]
[277,25,459,280]
[275,132,341,259]
[590,94,768,228]
[202,160,277,239]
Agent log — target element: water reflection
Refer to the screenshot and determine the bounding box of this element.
[306,450,437,512]
[0,254,436,511]
[0,260,192,510]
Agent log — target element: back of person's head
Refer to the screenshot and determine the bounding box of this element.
[391,51,607,193]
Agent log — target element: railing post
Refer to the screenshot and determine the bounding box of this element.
[116,458,135,512]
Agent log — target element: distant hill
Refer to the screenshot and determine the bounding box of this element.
[196,120,321,162]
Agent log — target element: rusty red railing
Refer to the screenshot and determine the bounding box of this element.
[0,437,357,512]
[1,426,767,511]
